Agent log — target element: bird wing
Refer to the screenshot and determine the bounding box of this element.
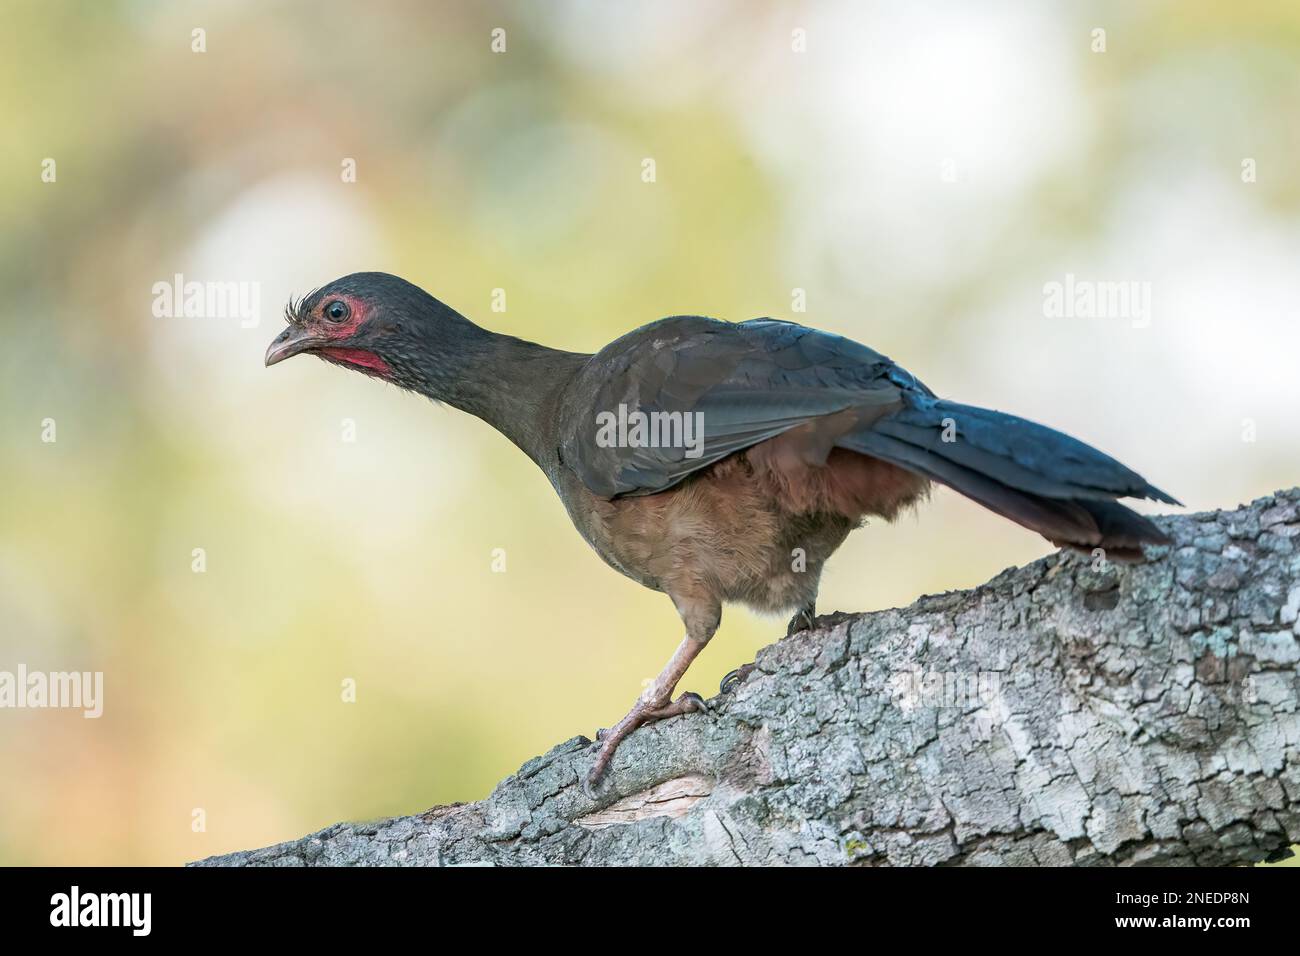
[560,315,928,498]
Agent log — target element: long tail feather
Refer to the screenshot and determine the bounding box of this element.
[838,397,1175,557]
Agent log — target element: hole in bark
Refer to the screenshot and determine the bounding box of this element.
[1084,589,1121,611]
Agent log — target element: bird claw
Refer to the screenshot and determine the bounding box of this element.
[720,663,757,694]
[716,610,810,698]
[666,691,709,716]
[786,606,816,637]
[581,769,605,800]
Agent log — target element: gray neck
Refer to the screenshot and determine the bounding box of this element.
[413,325,588,469]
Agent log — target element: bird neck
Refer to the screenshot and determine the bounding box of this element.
[409,319,587,467]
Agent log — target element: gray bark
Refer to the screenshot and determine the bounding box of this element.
[194,489,1300,867]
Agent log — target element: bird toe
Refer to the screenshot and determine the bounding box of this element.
[720,663,757,694]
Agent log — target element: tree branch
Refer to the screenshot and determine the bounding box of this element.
[194,489,1300,866]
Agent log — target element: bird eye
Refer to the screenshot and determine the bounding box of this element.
[324,300,350,322]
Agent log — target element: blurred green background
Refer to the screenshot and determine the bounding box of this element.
[2,0,1298,865]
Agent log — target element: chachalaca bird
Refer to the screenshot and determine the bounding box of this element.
[266,272,1177,790]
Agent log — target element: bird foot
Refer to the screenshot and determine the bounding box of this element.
[585,691,709,795]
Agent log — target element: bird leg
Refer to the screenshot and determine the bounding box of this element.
[587,599,719,792]
[587,634,708,791]
[720,600,816,694]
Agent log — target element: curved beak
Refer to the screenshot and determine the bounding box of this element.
[265,326,321,367]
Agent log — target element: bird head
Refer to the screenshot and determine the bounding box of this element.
[265,272,484,392]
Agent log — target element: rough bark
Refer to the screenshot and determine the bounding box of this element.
[194,489,1300,867]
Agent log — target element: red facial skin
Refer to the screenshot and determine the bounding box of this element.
[311,293,392,375]
[319,347,392,374]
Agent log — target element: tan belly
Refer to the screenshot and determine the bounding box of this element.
[558,434,930,614]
